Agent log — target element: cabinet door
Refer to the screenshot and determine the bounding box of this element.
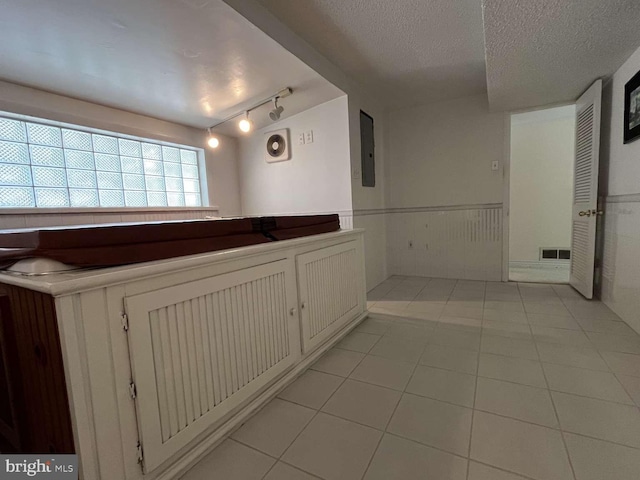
[125,259,300,473]
[297,241,364,354]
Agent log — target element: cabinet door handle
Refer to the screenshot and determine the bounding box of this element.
[301,302,306,309]
[289,308,298,316]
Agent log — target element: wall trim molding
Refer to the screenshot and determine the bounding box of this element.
[354,203,503,216]
[0,206,221,216]
[606,193,640,203]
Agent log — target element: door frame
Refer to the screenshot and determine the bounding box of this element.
[502,102,578,283]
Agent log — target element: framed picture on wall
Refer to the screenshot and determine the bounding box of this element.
[624,69,640,143]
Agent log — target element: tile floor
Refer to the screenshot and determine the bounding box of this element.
[182,276,640,480]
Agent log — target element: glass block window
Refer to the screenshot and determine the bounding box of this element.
[0,115,203,208]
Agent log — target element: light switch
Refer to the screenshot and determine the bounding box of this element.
[305,130,314,144]
[492,161,499,171]
[297,133,305,145]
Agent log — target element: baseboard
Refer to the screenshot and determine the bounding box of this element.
[155,310,369,480]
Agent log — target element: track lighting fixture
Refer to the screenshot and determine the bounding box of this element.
[269,98,284,121]
[238,111,252,133]
[205,87,293,149]
[207,128,219,148]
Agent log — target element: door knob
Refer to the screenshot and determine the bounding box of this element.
[579,210,592,217]
[289,307,298,316]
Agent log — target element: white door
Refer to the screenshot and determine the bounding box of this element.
[570,79,602,299]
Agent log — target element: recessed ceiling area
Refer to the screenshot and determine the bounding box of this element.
[483,0,640,111]
[257,0,487,108]
[0,0,343,131]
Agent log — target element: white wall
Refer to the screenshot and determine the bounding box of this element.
[385,94,506,280]
[509,106,575,263]
[223,0,390,291]
[600,43,640,334]
[0,80,242,219]
[238,95,352,220]
[387,94,505,208]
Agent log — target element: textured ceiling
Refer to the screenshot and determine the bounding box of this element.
[0,0,342,130]
[258,0,487,108]
[483,0,640,111]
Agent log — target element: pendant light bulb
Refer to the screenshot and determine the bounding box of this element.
[239,111,252,133]
[207,129,220,148]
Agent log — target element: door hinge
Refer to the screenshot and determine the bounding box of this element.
[121,312,129,332]
[129,381,137,399]
[136,441,144,464]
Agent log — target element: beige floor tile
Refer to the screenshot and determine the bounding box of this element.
[483,309,528,324]
[182,439,275,480]
[478,353,546,388]
[437,315,483,333]
[543,363,634,404]
[468,462,530,480]
[442,304,483,320]
[481,335,538,360]
[383,321,433,341]
[321,379,401,430]
[349,354,415,391]
[600,351,640,376]
[552,391,640,448]
[419,344,479,374]
[282,413,382,480]
[354,317,392,335]
[406,365,476,407]
[531,325,591,347]
[564,433,640,480]
[263,462,320,480]
[336,331,381,353]
[482,320,532,339]
[475,377,558,427]
[371,299,411,310]
[523,302,572,317]
[527,313,581,330]
[405,300,445,317]
[536,343,610,371]
[484,291,522,302]
[586,332,640,355]
[575,317,637,335]
[364,434,467,480]
[431,329,481,351]
[470,412,573,480]
[310,348,365,377]
[232,399,315,457]
[484,294,523,304]
[278,370,343,409]
[484,302,524,313]
[387,393,472,456]
[369,335,426,363]
[617,374,640,406]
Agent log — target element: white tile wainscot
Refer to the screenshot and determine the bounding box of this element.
[602,199,640,334]
[0,229,367,480]
[386,205,503,281]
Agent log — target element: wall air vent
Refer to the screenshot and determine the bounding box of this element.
[539,248,571,261]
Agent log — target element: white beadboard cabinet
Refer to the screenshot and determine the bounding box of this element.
[0,229,367,480]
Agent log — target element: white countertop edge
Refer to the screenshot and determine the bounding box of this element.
[0,229,363,296]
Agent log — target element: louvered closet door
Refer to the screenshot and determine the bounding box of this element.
[570,79,602,299]
[125,260,300,473]
[297,241,364,353]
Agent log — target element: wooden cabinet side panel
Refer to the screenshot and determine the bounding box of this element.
[0,283,75,454]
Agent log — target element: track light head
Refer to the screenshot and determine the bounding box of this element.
[238,111,252,133]
[269,98,285,121]
[207,129,219,149]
